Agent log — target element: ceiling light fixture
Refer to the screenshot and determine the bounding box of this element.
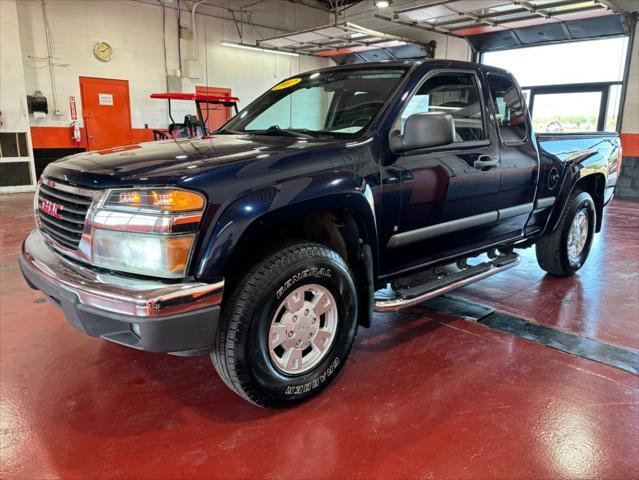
[220,41,299,57]
[375,0,391,8]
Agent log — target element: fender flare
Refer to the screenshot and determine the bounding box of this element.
[195,182,379,283]
[543,151,608,235]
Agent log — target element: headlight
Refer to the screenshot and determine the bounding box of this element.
[92,229,195,278]
[90,188,205,278]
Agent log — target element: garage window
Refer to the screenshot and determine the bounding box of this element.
[482,37,628,133]
[0,132,29,158]
[482,37,628,86]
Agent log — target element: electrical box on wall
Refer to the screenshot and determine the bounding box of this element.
[166,75,183,93]
[185,60,202,80]
[179,26,192,40]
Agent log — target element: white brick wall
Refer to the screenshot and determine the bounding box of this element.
[1,0,36,192]
[1,0,32,133]
[15,0,330,130]
[621,24,638,134]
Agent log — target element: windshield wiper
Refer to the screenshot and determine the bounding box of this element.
[250,125,315,138]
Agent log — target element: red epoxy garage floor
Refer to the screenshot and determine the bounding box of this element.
[456,200,639,351]
[1,193,638,479]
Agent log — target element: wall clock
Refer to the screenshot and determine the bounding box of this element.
[93,42,113,62]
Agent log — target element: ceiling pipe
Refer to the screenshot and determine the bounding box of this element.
[133,0,294,35]
[191,0,206,59]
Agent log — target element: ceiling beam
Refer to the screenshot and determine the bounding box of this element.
[595,0,625,13]
[374,13,465,38]
[449,4,609,31]
[433,7,530,27]
[394,0,608,30]
[463,11,498,28]
[285,0,333,13]
[393,0,456,16]
[514,1,552,19]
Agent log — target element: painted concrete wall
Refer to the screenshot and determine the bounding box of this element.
[12,0,477,137]
[0,0,36,192]
[15,0,330,131]
[618,21,639,199]
[9,0,635,196]
[621,23,638,135]
[1,0,476,189]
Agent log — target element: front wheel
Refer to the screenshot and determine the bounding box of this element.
[535,190,596,276]
[211,242,358,408]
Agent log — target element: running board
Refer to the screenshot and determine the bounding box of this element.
[374,253,521,312]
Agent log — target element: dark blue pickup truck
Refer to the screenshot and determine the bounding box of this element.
[20,60,622,407]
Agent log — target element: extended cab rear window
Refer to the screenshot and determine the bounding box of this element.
[486,73,528,143]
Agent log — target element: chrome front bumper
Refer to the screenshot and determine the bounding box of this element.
[19,229,224,353]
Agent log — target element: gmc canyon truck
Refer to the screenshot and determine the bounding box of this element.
[20,60,621,407]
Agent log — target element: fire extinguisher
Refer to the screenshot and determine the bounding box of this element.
[70,120,81,147]
[69,96,81,146]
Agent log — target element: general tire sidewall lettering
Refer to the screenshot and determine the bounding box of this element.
[247,256,357,401]
[276,267,332,300]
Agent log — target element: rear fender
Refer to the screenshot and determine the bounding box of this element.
[543,150,608,234]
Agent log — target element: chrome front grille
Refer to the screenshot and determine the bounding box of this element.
[37,181,93,250]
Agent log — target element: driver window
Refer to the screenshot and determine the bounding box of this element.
[399,73,485,143]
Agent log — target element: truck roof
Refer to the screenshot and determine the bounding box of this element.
[301,58,512,78]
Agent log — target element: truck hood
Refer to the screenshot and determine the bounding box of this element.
[44,134,347,188]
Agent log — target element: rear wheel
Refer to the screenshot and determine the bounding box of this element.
[211,242,358,408]
[535,190,596,276]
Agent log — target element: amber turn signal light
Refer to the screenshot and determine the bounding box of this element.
[105,188,205,212]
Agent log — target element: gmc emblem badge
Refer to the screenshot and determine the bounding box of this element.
[41,198,63,219]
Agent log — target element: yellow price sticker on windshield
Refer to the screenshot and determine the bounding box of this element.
[272,77,302,91]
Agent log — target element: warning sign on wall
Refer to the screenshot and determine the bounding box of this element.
[98,93,113,106]
[69,96,77,120]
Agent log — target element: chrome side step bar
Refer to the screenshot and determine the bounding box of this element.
[374,253,521,313]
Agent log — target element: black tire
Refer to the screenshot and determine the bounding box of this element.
[535,190,596,276]
[211,242,358,408]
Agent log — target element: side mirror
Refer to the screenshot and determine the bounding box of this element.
[391,112,455,153]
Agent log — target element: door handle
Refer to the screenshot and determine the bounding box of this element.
[474,156,498,170]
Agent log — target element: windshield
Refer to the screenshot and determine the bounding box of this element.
[220,67,408,138]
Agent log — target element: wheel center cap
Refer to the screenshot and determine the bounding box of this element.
[283,301,319,348]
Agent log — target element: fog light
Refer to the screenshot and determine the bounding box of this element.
[131,323,141,338]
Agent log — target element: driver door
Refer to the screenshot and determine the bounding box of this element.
[382,70,503,276]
